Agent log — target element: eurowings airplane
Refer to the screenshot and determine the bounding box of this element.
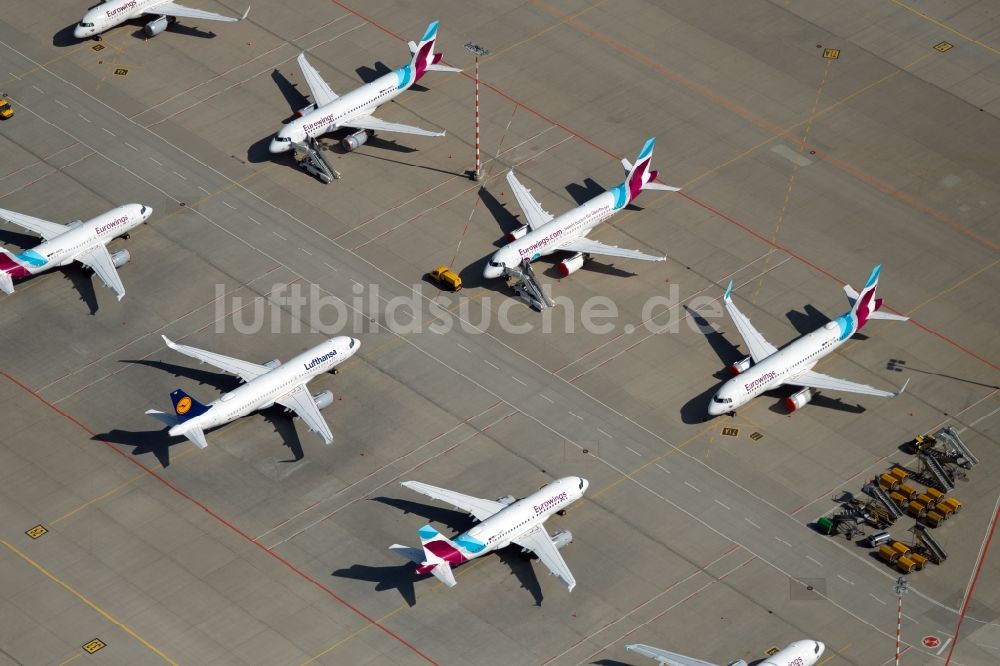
[708,265,908,416]
[626,639,825,666]
[390,477,588,590]
[483,137,679,280]
[74,0,249,39]
[0,203,152,300]
[146,334,359,448]
[268,20,459,154]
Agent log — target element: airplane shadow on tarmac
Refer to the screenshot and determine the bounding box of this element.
[331,497,545,606]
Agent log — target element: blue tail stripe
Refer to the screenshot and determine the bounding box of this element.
[637,137,655,161]
[418,524,439,540]
[864,264,881,289]
[421,20,439,42]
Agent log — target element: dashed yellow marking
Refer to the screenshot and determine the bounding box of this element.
[891,0,1000,56]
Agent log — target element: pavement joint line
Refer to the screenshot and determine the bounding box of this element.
[0,537,178,665]
[1,371,439,666]
[906,257,1000,317]
[0,150,97,201]
[890,0,1000,56]
[489,0,608,60]
[56,651,84,666]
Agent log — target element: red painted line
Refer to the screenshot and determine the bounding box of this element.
[1,371,439,666]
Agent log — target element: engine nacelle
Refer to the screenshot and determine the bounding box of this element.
[67,219,83,229]
[341,129,372,152]
[262,358,281,370]
[550,530,573,550]
[495,494,516,506]
[729,356,752,376]
[294,103,317,118]
[785,387,813,412]
[506,225,529,242]
[312,390,334,410]
[557,252,585,277]
[144,16,169,37]
[110,249,131,268]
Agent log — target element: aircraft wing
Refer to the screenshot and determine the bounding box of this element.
[559,237,665,262]
[75,244,126,300]
[275,383,334,444]
[296,52,338,107]
[0,207,68,241]
[400,481,506,522]
[153,1,249,22]
[625,644,717,666]
[506,170,553,231]
[513,526,577,591]
[792,369,905,398]
[160,334,271,383]
[342,114,444,137]
[723,281,778,362]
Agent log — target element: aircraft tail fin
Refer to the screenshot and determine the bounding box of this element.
[411,524,462,587]
[0,248,24,294]
[623,138,680,202]
[409,21,461,82]
[844,265,909,328]
[169,388,210,423]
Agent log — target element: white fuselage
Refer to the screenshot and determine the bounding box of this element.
[759,640,826,666]
[709,320,845,415]
[453,477,588,559]
[269,71,406,152]
[9,204,150,277]
[484,189,622,278]
[168,336,359,437]
[75,0,163,38]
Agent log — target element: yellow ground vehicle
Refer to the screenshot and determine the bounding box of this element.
[0,98,12,119]
[429,266,462,291]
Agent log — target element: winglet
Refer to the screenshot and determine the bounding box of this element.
[724,280,733,302]
[240,4,251,20]
[895,378,910,397]
[161,334,178,350]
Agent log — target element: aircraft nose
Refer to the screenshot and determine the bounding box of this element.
[74,26,86,39]
[142,206,153,220]
[269,138,289,153]
[707,398,723,417]
[483,264,502,279]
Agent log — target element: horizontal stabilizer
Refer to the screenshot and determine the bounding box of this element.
[145,409,179,428]
[178,425,208,449]
[408,40,418,54]
[0,269,13,295]
[388,544,425,564]
[428,559,457,587]
[424,63,462,72]
[869,310,909,321]
[642,182,681,191]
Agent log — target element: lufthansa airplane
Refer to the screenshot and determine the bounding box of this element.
[627,639,825,666]
[0,203,152,300]
[268,20,459,154]
[483,138,679,281]
[74,0,249,40]
[146,335,359,448]
[390,477,588,591]
[708,265,908,416]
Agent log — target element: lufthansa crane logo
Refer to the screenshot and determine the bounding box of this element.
[176,396,192,415]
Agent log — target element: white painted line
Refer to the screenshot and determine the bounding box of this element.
[902,613,917,624]
[625,446,642,457]
[775,537,791,547]
[102,127,115,136]
[597,428,613,439]
[457,344,471,353]
[683,481,701,493]
[869,593,887,605]
[8,72,21,81]
[124,142,138,151]
[173,170,187,180]
[936,637,952,655]
[351,280,363,289]
[199,186,211,195]
[78,113,91,123]
[837,574,855,585]
[745,517,761,529]
[272,232,286,240]
[54,99,68,109]
[806,555,823,566]
[484,360,500,370]
[511,376,526,386]
[568,411,583,421]
[540,394,554,403]
[300,248,312,256]
[32,84,44,94]
[248,216,261,225]
[655,463,670,474]
[323,262,336,271]
[714,499,731,510]
[223,201,236,209]
[149,157,162,166]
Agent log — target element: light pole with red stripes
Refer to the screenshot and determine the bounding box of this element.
[894,575,909,665]
[464,42,490,181]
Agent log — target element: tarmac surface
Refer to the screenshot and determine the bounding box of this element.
[0,1,998,664]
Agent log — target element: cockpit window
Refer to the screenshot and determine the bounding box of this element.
[140,205,147,214]
[275,135,291,142]
[814,644,821,654]
[79,21,95,27]
[713,397,733,404]
[578,478,585,490]
[349,338,355,349]
[489,260,503,268]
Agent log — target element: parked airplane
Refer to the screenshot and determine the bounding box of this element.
[0,203,152,300]
[268,20,459,154]
[390,476,588,590]
[146,334,359,448]
[74,0,249,39]
[626,639,825,666]
[483,137,678,280]
[708,265,908,416]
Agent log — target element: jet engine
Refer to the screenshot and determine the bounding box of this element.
[67,219,83,229]
[341,129,373,152]
[495,494,516,506]
[506,225,529,242]
[557,252,585,277]
[550,530,573,550]
[729,356,752,376]
[294,103,316,118]
[312,390,334,410]
[262,359,282,370]
[785,387,813,412]
[110,249,131,268]
[144,16,170,37]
